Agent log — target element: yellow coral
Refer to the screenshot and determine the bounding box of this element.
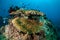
[12,10,44,34]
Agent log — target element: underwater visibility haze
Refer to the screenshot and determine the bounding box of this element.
[0,0,60,40]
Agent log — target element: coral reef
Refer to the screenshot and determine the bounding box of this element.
[0,8,57,40]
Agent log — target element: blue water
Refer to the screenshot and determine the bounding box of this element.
[0,0,60,29]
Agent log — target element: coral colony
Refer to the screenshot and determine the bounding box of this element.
[0,6,57,40]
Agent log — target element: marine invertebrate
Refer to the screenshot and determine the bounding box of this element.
[0,7,57,40]
[12,10,44,34]
[9,9,57,40]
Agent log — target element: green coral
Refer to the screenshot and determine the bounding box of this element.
[0,34,7,40]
